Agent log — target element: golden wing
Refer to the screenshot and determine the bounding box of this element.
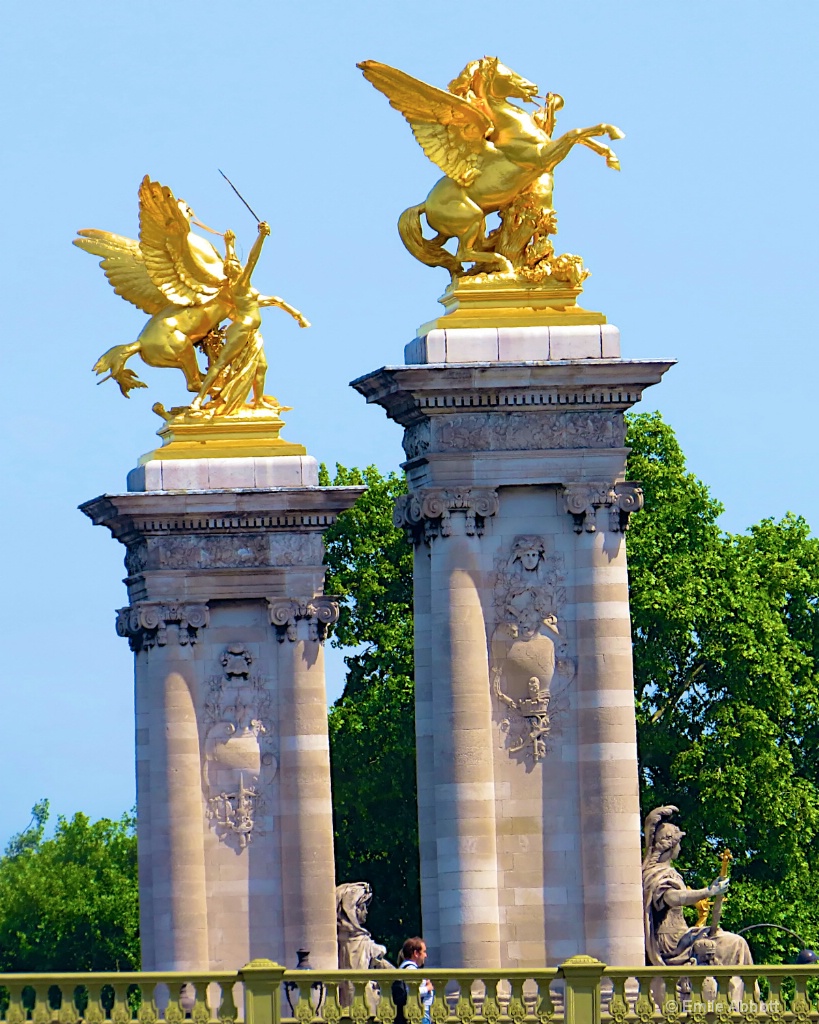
[138,176,225,307]
[73,230,168,315]
[358,60,493,187]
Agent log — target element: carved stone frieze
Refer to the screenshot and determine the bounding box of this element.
[124,543,148,577]
[115,601,209,652]
[491,536,575,764]
[202,644,278,851]
[121,532,325,573]
[393,487,499,545]
[402,419,431,460]
[432,410,626,454]
[267,596,339,642]
[562,481,644,533]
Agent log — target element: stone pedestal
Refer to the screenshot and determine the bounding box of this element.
[81,455,363,971]
[352,325,674,968]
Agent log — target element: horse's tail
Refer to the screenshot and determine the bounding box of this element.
[93,342,147,397]
[398,204,460,274]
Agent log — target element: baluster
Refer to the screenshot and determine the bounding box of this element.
[658,975,679,1024]
[82,985,102,1024]
[6,984,27,1024]
[633,976,654,1024]
[349,983,369,1024]
[319,982,341,1024]
[607,978,628,1024]
[456,982,476,1024]
[30,985,51,1024]
[217,982,239,1024]
[482,979,501,1024]
[534,977,554,1024]
[507,980,525,1024]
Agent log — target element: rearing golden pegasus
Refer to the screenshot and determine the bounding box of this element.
[358,57,623,276]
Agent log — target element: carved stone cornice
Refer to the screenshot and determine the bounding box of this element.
[80,487,365,549]
[116,601,210,652]
[394,487,499,545]
[351,361,675,430]
[267,596,339,642]
[562,482,643,534]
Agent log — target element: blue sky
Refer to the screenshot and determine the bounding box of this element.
[1,0,817,846]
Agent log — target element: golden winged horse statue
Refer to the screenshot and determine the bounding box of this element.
[74,177,309,414]
[358,58,623,281]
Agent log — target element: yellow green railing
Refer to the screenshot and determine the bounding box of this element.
[2,957,819,1024]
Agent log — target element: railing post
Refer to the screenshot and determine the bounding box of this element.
[242,959,287,1024]
[558,955,607,1024]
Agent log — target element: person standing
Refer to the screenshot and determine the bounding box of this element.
[394,937,433,1023]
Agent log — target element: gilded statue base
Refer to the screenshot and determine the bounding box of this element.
[417,275,606,336]
[138,401,306,464]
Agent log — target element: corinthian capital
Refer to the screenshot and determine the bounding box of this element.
[267,596,339,642]
[115,601,209,652]
[393,487,499,545]
[562,482,644,534]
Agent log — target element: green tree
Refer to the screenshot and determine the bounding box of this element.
[627,412,819,961]
[0,804,139,970]
[324,417,819,964]
[320,463,417,960]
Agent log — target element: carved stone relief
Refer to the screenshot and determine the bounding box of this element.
[267,596,339,642]
[402,419,431,461]
[562,481,643,533]
[202,644,278,850]
[121,532,324,573]
[393,487,499,545]
[116,601,209,652]
[490,536,575,764]
[434,411,626,452]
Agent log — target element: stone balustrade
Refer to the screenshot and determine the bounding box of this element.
[1,959,817,1024]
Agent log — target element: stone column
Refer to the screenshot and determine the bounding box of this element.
[563,483,647,965]
[270,597,340,970]
[120,603,211,971]
[354,324,673,967]
[417,492,502,968]
[82,457,363,971]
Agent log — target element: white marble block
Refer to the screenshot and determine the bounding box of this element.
[352,349,675,969]
[127,455,319,492]
[404,324,621,364]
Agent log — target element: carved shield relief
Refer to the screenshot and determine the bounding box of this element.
[491,537,575,764]
[202,644,278,849]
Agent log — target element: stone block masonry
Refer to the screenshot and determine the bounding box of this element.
[81,467,363,971]
[352,325,674,968]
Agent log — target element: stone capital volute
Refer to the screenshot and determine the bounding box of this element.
[115,601,209,652]
[267,596,339,642]
[394,486,499,545]
[562,481,644,534]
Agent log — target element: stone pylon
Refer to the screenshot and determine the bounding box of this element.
[82,455,363,971]
[353,325,673,968]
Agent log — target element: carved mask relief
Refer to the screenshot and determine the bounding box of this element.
[202,644,277,850]
[490,536,575,764]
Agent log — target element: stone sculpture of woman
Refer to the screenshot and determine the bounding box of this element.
[642,805,753,966]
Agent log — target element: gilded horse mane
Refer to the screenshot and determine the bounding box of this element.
[448,56,500,100]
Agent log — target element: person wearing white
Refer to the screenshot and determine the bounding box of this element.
[399,937,433,1022]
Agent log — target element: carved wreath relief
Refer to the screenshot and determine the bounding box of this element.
[491,536,574,764]
[202,644,278,850]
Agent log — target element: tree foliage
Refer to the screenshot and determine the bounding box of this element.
[0,803,139,971]
[320,463,417,960]
[324,417,819,964]
[627,412,819,961]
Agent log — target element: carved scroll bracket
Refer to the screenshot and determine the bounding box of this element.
[115,601,209,652]
[393,487,499,545]
[562,482,643,534]
[267,596,339,643]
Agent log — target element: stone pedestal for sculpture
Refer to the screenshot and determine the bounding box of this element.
[353,324,674,969]
[81,455,363,971]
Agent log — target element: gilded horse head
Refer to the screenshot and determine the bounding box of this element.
[448,56,539,106]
